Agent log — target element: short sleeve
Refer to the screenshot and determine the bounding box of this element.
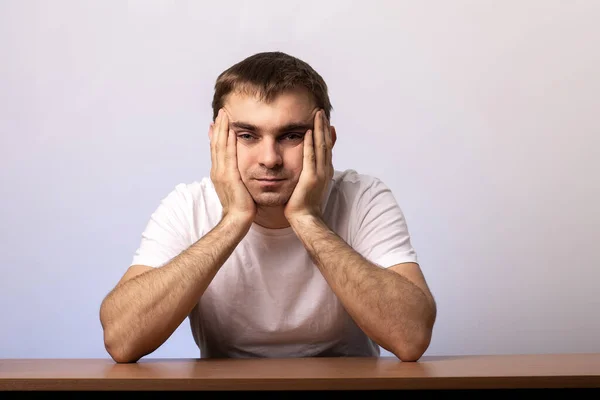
[130,184,195,268]
[350,178,418,268]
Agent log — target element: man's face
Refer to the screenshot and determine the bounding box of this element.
[222,88,319,208]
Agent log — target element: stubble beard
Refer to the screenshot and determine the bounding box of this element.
[245,177,296,208]
[242,168,298,209]
[251,189,291,208]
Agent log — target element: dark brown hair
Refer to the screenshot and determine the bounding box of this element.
[211,51,332,121]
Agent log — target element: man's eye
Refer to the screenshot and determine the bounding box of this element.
[238,133,255,140]
[281,133,304,141]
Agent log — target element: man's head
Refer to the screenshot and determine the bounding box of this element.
[209,52,336,208]
[211,51,332,121]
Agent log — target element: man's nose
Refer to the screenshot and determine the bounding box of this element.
[258,139,282,169]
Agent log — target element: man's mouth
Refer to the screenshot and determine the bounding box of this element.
[254,177,286,187]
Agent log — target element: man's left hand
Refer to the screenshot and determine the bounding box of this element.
[284,109,334,222]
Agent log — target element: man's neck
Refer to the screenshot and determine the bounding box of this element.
[253,206,290,229]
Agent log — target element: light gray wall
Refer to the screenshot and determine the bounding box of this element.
[1,0,598,359]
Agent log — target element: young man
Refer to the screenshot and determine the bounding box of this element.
[99,51,437,363]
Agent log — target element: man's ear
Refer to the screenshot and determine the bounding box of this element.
[330,126,337,147]
[209,123,214,141]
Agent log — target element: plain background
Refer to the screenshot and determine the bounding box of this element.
[1,1,598,359]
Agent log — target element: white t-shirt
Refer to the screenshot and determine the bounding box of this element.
[131,169,419,358]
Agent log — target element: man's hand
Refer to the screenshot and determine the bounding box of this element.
[210,108,256,225]
[284,110,334,222]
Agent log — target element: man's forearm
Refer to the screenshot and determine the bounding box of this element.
[289,215,436,361]
[100,216,250,363]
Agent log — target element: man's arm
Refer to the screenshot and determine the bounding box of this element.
[284,110,435,361]
[99,215,250,363]
[288,214,436,362]
[100,108,256,363]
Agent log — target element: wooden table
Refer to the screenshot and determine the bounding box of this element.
[1,353,599,393]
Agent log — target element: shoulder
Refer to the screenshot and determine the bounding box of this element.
[154,178,219,214]
[327,169,402,218]
[330,169,389,198]
[163,178,215,201]
[332,169,381,185]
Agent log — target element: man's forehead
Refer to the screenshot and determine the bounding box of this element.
[224,90,317,117]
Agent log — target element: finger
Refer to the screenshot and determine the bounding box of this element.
[303,129,316,175]
[226,128,238,174]
[210,112,221,172]
[209,122,217,169]
[313,110,326,176]
[323,113,333,173]
[216,109,229,172]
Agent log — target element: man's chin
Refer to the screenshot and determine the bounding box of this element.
[251,192,290,208]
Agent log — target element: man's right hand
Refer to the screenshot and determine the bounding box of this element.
[209,108,256,225]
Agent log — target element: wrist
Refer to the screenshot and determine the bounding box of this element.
[221,212,254,235]
[287,213,323,230]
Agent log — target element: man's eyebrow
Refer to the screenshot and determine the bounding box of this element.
[230,121,258,131]
[230,121,313,132]
[279,123,313,132]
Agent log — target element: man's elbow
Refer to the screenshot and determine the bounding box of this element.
[106,347,141,364]
[105,343,141,364]
[393,297,437,361]
[103,329,141,364]
[392,346,427,362]
[390,327,433,362]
